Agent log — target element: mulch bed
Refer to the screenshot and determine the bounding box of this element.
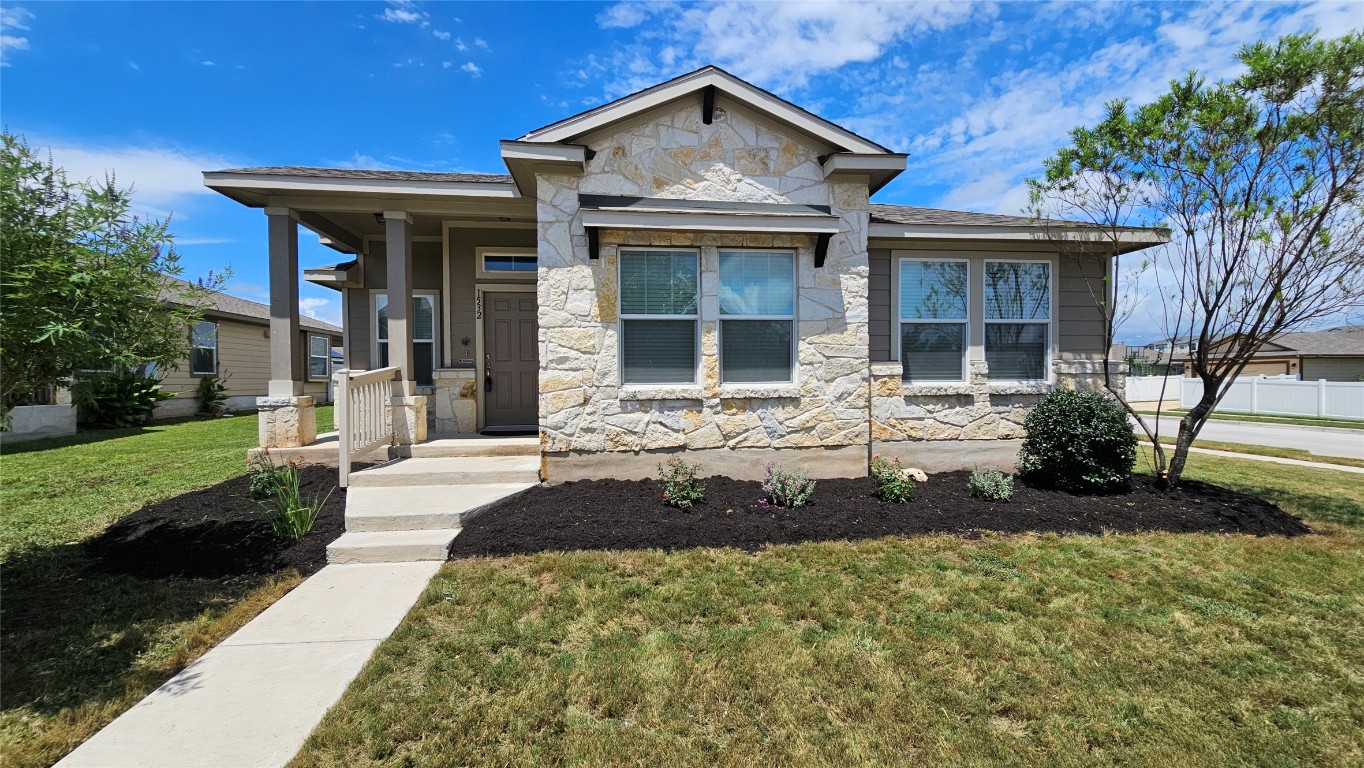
[449,472,1310,558]
[86,465,356,579]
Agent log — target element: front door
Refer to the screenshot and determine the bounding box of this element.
[483,291,538,428]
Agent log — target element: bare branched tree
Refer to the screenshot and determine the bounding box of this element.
[1028,31,1364,489]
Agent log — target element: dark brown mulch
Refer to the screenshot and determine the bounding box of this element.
[449,472,1310,558]
[85,465,356,579]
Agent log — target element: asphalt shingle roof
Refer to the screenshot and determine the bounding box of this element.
[870,204,1041,227]
[1259,328,1364,357]
[213,166,514,184]
[160,277,342,334]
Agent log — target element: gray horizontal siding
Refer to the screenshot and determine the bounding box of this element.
[868,248,892,361]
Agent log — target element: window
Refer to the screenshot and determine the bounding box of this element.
[984,260,1051,381]
[190,321,217,375]
[376,294,437,386]
[619,249,698,384]
[719,250,795,384]
[308,335,330,380]
[898,259,968,382]
[482,253,537,273]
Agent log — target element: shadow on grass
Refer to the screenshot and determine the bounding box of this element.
[0,541,274,717]
[0,414,248,455]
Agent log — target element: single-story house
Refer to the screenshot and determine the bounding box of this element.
[203,65,1165,479]
[152,278,343,418]
[1182,327,1364,381]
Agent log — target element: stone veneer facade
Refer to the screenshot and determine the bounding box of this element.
[536,98,873,460]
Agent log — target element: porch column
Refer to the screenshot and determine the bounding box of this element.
[258,207,316,447]
[383,210,426,443]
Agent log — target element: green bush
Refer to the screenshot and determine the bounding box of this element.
[1017,389,1137,493]
[659,456,706,510]
[253,450,332,540]
[968,468,1014,501]
[869,455,921,503]
[762,465,816,508]
[247,447,287,499]
[196,374,229,415]
[72,370,174,428]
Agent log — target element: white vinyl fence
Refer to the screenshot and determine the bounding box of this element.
[1124,375,1184,403]
[1171,375,1364,421]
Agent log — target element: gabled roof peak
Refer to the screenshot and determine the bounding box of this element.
[518,65,893,155]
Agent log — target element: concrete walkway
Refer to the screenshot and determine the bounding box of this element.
[57,561,440,768]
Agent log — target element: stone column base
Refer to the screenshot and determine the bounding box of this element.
[391,395,428,445]
[432,368,478,434]
[257,395,317,448]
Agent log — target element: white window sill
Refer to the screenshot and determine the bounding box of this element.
[718,384,801,399]
[988,382,1053,395]
[618,385,704,401]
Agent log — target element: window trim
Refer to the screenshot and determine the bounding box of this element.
[617,247,701,387]
[307,334,331,382]
[895,256,970,384]
[983,258,1055,384]
[475,246,538,279]
[370,290,440,382]
[189,320,218,376]
[717,248,798,386]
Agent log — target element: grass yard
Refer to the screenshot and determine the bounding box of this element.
[293,450,1364,768]
[1134,408,1364,430]
[0,408,334,768]
[1142,434,1364,469]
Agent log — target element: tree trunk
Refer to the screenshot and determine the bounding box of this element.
[1167,391,1216,487]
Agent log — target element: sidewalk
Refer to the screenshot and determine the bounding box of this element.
[56,561,441,768]
[1165,443,1364,474]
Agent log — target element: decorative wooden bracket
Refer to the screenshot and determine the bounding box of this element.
[814,232,832,268]
[702,85,716,125]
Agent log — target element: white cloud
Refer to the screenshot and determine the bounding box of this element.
[298,294,342,326]
[175,237,234,246]
[473,36,488,49]
[442,60,452,69]
[432,29,451,41]
[1,4,33,64]
[454,37,468,52]
[201,60,215,66]
[32,139,233,214]
[332,151,398,170]
[380,0,428,26]
[597,2,650,29]
[460,61,482,77]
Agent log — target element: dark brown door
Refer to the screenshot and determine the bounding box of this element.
[483,292,538,427]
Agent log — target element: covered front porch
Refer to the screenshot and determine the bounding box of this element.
[203,167,544,467]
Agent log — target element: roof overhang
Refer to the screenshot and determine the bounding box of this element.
[868,222,1169,254]
[519,66,892,155]
[203,170,521,206]
[578,195,842,266]
[821,153,907,195]
[304,260,361,292]
[499,141,589,196]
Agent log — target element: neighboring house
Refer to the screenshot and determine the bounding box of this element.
[153,278,343,418]
[203,65,1165,478]
[1181,327,1364,381]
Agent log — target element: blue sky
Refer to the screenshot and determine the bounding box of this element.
[2,0,1358,342]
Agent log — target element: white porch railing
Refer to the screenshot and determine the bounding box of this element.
[334,367,401,487]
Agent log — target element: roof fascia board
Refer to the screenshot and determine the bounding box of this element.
[499,140,588,196]
[522,70,888,155]
[203,172,520,200]
[581,209,840,234]
[869,222,1169,246]
[822,153,908,177]
[258,194,533,218]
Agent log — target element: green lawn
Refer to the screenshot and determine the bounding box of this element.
[1134,408,1364,430]
[292,450,1364,768]
[1141,435,1364,469]
[0,408,333,768]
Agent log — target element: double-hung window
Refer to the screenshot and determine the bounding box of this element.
[984,260,1051,381]
[308,335,330,380]
[190,321,218,375]
[619,249,698,384]
[376,294,437,386]
[719,250,795,383]
[898,259,968,382]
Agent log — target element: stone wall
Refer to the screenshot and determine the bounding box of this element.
[536,97,871,456]
[432,368,478,434]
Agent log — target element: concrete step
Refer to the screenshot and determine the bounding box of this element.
[327,528,461,564]
[345,482,535,532]
[394,436,539,459]
[347,456,541,487]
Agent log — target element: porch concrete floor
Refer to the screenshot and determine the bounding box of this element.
[55,561,441,768]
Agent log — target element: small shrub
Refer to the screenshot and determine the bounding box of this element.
[968,468,1014,501]
[869,455,924,503]
[73,369,175,428]
[1017,388,1137,493]
[762,465,816,508]
[255,453,332,540]
[247,447,287,499]
[196,374,229,415]
[659,456,706,510]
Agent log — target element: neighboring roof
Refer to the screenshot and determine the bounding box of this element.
[211,166,513,184]
[518,65,893,155]
[1259,328,1364,357]
[160,277,342,335]
[870,204,1040,228]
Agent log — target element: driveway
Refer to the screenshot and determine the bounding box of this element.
[1139,415,1364,460]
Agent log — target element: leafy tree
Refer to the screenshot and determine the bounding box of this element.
[1,132,227,415]
[1028,32,1364,489]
